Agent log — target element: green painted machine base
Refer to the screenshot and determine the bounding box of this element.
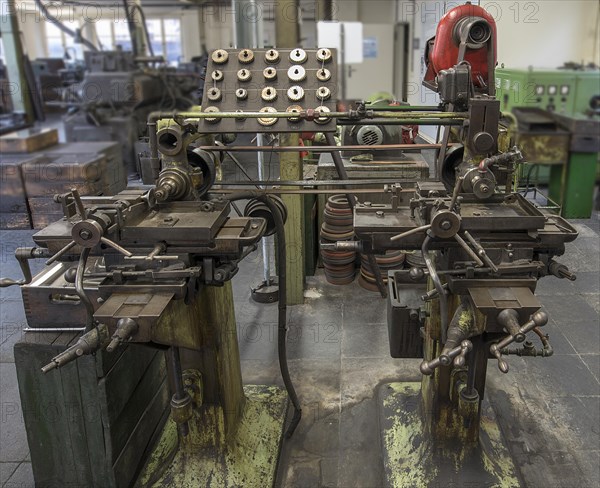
[135,385,288,488]
[379,382,521,488]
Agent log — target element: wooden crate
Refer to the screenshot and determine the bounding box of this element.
[0,128,58,153]
[15,332,169,488]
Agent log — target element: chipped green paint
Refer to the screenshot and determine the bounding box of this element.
[135,385,288,488]
[380,382,521,488]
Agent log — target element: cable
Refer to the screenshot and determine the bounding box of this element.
[34,0,98,52]
[223,192,302,438]
[128,4,155,57]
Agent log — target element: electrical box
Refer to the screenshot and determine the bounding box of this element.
[495,67,600,116]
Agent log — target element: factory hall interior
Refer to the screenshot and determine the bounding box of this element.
[1,0,599,487]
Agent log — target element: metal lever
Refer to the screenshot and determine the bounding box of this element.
[0,247,50,288]
[463,231,498,273]
[420,340,473,375]
[100,237,133,257]
[41,324,110,373]
[490,310,548,373]
[125,242,179,261]
[548,260,577,281]
[106,318,139,353]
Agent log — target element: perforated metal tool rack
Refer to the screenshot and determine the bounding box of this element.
[199,48,338,133]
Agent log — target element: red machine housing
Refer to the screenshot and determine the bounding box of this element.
[424,3,497,89]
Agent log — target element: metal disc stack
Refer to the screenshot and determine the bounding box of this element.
[320,195,356,285]
[405,250,427,269]
[358,250,406,292]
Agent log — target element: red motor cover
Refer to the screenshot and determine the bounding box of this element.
[424,3,497,88]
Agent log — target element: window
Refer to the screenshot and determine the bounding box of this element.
[45,22,65,58]
[162,19,182,65]
[44,20,84,60]
[95,19,114,51]
[113,21,133,52]
[146,19,163,58]
[63,16,183,65]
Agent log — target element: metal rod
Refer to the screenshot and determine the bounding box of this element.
[167,346,189,437]
[214,188,391,194]
[23,328,85,333]
[256,133,272,284]
[422,235,448,344]
[390,224,431,243]
[148,110,466,121]
[214,179,420,187]
[453,233,485,267]
[463,231,498,273]
[200,143,453,153]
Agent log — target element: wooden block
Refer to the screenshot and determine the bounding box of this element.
[0,127,58,153]
[14,334,168,488]
[0,212,31,229]
[0,158,28,212]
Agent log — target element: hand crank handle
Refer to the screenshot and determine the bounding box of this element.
[420,340,473,375]
[490,310,548,373]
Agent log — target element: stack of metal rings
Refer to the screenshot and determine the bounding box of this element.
[358,250,406,292]
[405,250,427,269]
[320,195,356,285]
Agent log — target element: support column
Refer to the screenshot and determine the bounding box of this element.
[275,1,304,305]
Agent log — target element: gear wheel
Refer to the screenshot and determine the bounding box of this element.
[287,86,304,102]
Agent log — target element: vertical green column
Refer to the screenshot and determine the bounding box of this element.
[275,1,305,305]
[561,153,598,219]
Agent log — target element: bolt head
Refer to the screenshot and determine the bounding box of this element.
[79,229,92,240]
[440,220,452,230]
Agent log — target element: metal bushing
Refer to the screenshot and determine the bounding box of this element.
[211,70,224,82]
[316,68,332,82]
[287,85,304,102]
[157,126,183,156]
[261,86,278,102]
[72,219,105,247]
[235,109,246,121]
[430,210,461,238]
[316,86,331,101]
[238,49,255,63]
[258,107,278,126]
[472,177,496,199]
[211,49,229,64]
[206,87,222,102]
[288,65,306,82]
[263,67,277,80]
[237,68,252,82]
[286,105,303,122]
[472,131,495,153]
[235,88,248,100]
[316,48,333,63]
[314,106,331,125]
[289,48,308,64]
[203,106,220,124]
[265,48,280,63]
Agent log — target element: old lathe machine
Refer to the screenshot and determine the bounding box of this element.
[1,3,580,487]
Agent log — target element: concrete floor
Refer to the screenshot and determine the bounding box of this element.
[0,143,598,486]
